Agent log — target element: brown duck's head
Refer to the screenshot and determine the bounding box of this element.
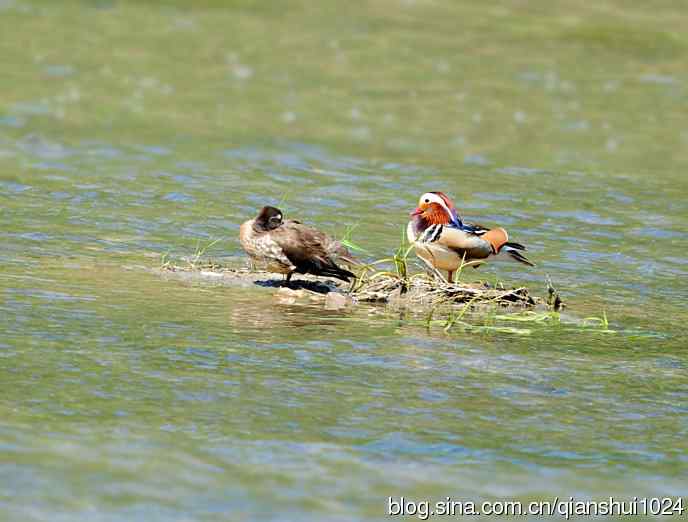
[254,206,284,231]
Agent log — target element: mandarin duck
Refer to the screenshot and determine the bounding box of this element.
[407,192,534,282]
[240,206,357,282]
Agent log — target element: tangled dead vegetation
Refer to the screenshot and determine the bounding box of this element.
[351,271,542,308]
[346,238,563,311]
[159,253,563,313]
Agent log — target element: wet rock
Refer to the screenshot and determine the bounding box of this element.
[274,287,307,305]
[324,292,351,310]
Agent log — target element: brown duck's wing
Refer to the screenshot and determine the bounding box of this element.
[323,236,359,266]
[271,223,330,264]
[270,222,355,281]
[283,221,359,265]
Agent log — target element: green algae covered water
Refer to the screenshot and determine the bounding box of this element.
[1,1,687,520]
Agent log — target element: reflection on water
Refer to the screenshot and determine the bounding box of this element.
[1,0,688,520]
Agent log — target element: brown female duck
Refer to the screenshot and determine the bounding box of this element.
[239,206,356,282]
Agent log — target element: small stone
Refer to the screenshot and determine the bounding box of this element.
[200,271,223,278]
[275,288,305,299]
[274,287,308,305]
[324,292,351,310]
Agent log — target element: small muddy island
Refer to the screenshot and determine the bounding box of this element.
[159,257,564,314]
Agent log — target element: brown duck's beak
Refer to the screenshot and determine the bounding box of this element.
[410,207,424,217]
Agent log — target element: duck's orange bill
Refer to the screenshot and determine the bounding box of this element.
[410,207,423,217]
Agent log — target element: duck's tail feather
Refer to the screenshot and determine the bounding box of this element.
[319,264,356,282]
[503,241,527,251]
[500,243,535,267]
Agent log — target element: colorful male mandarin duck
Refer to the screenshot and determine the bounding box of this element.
[240,206,357,282]
[407,192,534,282]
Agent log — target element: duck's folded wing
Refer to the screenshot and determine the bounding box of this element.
[449,223,511,254]
[459,222,489,235]
[456,224,535,266]
[292,224,359,266]
[270,224,324,264]
[420,222,534,266]
[433,226,493,258]
[271,223,350,272]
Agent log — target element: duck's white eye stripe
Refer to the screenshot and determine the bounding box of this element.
[419,193,453,217]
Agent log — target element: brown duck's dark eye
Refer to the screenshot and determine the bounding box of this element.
[424,199,430,203]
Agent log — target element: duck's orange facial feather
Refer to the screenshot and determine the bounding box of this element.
[423,202,451,225]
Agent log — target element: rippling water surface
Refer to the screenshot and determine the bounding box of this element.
[1,1,687,520]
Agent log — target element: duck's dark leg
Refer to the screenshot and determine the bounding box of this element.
[286,272,292,282]
[447,270,454,283]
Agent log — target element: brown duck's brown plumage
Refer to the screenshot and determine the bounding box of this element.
[239,206,357,282]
